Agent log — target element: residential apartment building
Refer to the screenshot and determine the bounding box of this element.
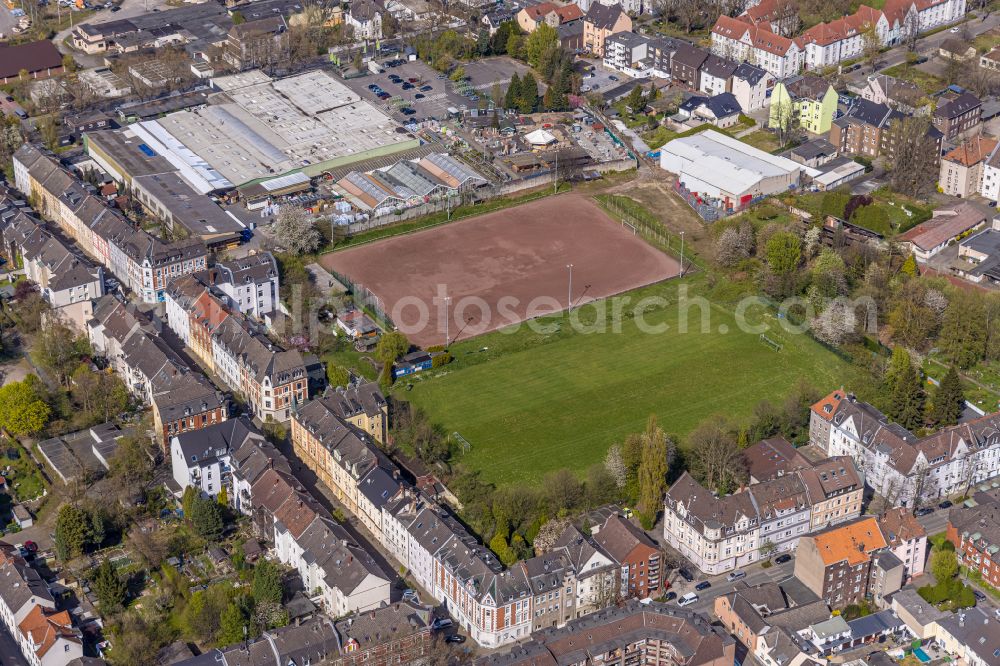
[799,6,888,70]
[699,55,739,96]
[603,32,658,78]
[210,253,280,318]
[793,517,904,608]
[582,3,631,57]
[715,579,832,666]
[936,607,1000,666]
[947,488,1000,588]
[474,601,737,666]
[12,144,208,303]
[769,75,838,135]
[859,74,926,113]
[939,135,998,198]
[223,16,289,69]
[169,417,263,498]
[933,91,982,140]
[671,43,710,89]
[830,109,889,159]
[663,456,863,575]
[516,2,582,32]
[0,195,104,311]
[86,295,227,451]
[291,386,389,517]
[979,140,1000,203]
[731,62,772,112]
[812,389,1000,506]
[593,513,661,599]
[710,15,804,78]
[0,545,82,666]
[877,507,927,581]
[208,312,309,423]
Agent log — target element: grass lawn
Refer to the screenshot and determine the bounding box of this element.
[401,276,854,486]
[923,355,1000,412]
[738,130,782,153]
[2,440,46,503]
[321,347,377,381]
[882,63,947,94]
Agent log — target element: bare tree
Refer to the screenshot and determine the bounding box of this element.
[903,10,920,51]
[689,418,747,493]
[862,23,882,73]
[886,116,939,198]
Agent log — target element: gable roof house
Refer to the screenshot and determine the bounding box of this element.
[169,417,263,499]
[677,93,743,128]
[699,55,739,96]
[670,43,710,89]
[769,75,839,135]
[731,62,772,112]
[938,135,998,198]
[898,202,988,260]
[860,74,927,114]
[710,14,804,79]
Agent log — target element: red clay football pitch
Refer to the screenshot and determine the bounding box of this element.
[321,194,681,347]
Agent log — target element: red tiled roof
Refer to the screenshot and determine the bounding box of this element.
[899,203,988,251]
[799,6,882,46]
[943,135,998,167]
[712,14,799,56]
[556,4,583,21]
[18,606,77,660]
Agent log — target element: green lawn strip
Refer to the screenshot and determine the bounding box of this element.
[400,277,853,486]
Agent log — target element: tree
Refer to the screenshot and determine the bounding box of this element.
[92,559,127,611]
[760,539,777,561]
[518,73,539,114]
[861,22,882,72]
[888,355,925,430]
[930,547,958,584]
[0,378,50,437]
[901,253,919,277]
[55,504,90,560]
[716,223,755,267]
[108,433,154,492]
[765,231,801,275]
[636,416,669,529]
[273,207,321,255]
[525,23,558,68]
[626,84,646,115]
[34,320,87,387]
[689,418,747,494]
[251,558,284,605]
[218,601,251,646]
[604,444,627,489]
[939,291,988,369]
[505,72,521,110]
[489,532,517,565]
[886,116,939,198]
[189,496,224,540]
[375,330,409,365]
[326,364,351,388]
[930,366,965,427]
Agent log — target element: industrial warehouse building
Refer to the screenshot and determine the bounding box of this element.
[335,153,488,213]
[123,69,420,192]
[660,130,814,210]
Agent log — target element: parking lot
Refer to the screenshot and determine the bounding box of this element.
[0,4,18,38]
[342,56,534,123]
[578,57,632,96]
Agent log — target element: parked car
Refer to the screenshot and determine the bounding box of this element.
[608,75,619,81]
[726,570,746,582]
[414,94,425,99]
[661,591,677,602]
[420,85,432,91]
[939,500,953,509]
[23,541,37,553]
[975,590,988,603]
[678,592,699,607]
[695,581,711,591]
[445,635,465,644]
[915,507,934,517]
[775,553,792,564]
[677,568,694,582]
[431,618,453,630]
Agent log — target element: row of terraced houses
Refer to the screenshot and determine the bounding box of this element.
[710,0,966,77]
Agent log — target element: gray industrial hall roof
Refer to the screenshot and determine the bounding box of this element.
[133,171,244,239]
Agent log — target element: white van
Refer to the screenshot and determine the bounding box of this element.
[678,593,699,607]
[727,570,746,582]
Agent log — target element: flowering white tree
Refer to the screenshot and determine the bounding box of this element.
[274,206,321,255]
[604,444,627,489]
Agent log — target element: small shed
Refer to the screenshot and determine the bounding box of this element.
[11,503,33,528]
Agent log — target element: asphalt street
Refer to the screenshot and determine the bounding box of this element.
[666,558,798,615]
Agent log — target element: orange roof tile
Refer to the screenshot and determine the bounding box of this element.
[811,388,845,421]
[812,517,887,566]
[943,135,998,167]
[18,606,77,659]
[556,4,583,21]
